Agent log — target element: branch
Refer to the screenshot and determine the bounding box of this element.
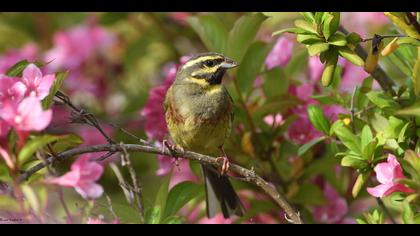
[339,26,397,96]
[18,143,303,224]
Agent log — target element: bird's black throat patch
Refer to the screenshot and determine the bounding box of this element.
[207,67,226,85]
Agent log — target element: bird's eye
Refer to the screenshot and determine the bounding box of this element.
[204,60,215,67]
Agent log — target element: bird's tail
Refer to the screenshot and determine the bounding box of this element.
[201,164,245,218]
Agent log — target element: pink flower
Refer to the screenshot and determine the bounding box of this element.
[263,113,284,127]
[341,13,389,38]
[0,97,52,132]
[0,119,11,138]
[289,83,315,103]
[0,75,26,107]
[198,214,234,224]
[140,60,185,141]
[45,23,115,70]
[324,105,348,121]
[313,183,349,224]
[367,154,414,198]
[46,154,104,199]
[308,56,324,83]
[265,36,294,70]
[0,43,39,74]
[169,12,191,25]
[21,64,56,100]
[288,116,322,145]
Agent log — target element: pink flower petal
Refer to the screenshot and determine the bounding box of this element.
[75,182,104,199]
[367,183,394,198]
[46,171,80,187]
[0,146,14,169]
[36,74,56,100]
[17,97,52,131]
[22,63,43,82]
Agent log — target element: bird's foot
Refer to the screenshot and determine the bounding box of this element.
[216,156,230,176]
[162,139,184,171]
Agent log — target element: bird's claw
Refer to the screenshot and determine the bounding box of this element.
[216,156,230,176]
[162,139,184,171]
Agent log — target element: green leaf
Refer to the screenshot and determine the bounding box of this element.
[328,33,347,46]
[263,67,288,97]
[402,200,414,224]
[187,15,228,52]
[113,203,141,223]
[321,50,338,87]
[361,125,373,149]
[346,32,362,45]
[291,183,326,206]
[308,43,329,56]
[272,28,309,36]
[6,60,31,77]
[403,150,420,180]
[296,34,323,45]
[332,121,362,155]
[366,91,400,112]
[307,105,330,134]
[322,12,340,40]
[145,207,161,224]
[42,71,68,109]
[363,140,378,161]
[99,12,128,25]
[341,155,368,169]
[153,172,172,223]
[314,12,325,24]
[18,134,83,166]
[226,13,267,61]
[237,42,271,95]
[297,136,327,156]
[395,102,420,117]
[299,12,315,23]
[294,19,318,34]
[413,48,420,96]
[338,46,364,66]
[397,37,420,47]
[352,171,371,198]
[163,181,204,219]
[161,216,183,224]
[21,184,40,214]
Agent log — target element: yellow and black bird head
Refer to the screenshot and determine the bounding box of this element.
[175,52,238,87]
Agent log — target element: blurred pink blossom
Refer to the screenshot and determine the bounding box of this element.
[169,12,190,25]
[140,57,189,141]
[324,105,348,121]
[198,214,234,224]
[288,116,322,145]
[21,63,56,100]
[0,75,26,107]
[0,43,39,74]
[0,119,10,138]
[313,183,350,224]
[367,154,414,198]
[46,154,104,199]
[265,36,294,70]
[308,56,324,83]
[263,113,283,127]
[0,97,52,132]
[341,13,389,38]
[45,23,115,70]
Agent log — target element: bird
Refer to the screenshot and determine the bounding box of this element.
[163,52,245,219]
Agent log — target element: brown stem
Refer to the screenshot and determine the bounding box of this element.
[18,143,303,224]
[339,26,397,96]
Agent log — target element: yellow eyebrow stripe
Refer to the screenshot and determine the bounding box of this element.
[183,56,223,68]
[191,66,218,76]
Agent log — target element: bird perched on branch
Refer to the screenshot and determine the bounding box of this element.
[164,52,245,218]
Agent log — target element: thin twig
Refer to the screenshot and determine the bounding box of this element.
[55,91,114,144]
[339,26,397,96]
[119,143,145,223]
[18,143,303,224]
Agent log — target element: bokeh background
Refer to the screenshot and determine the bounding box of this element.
[0,12,404,224]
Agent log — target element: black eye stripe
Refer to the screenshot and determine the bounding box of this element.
[202,58,224,67]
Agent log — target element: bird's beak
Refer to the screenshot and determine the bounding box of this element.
[220,58,239,69]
